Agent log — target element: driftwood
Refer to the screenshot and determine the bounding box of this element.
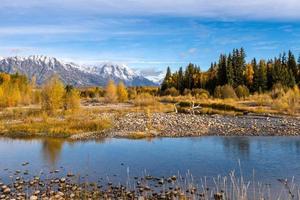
[190,101,201,115]
[174,101,201,115]
[174,102,180,113]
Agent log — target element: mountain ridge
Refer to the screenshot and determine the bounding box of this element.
[0,55,158,87]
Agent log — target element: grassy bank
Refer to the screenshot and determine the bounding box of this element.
[0,92,299,139]
[0,108,112,138]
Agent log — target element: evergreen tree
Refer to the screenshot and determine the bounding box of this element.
[206,63,217,93]
[257,60,268,92]
[234,48,246,86]
[252,58,259,92]
[217,54,227,86]
[184,63,200,89]
[297,55,300,84]
[161,67,172,92]
[226,54,234,86]
[178,67,184,94]
[288,50,297,80]
[266,60,273,90]
[158,48,299,96]
[272,57,296,88]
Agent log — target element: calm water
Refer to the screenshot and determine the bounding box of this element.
[1,136,300,188]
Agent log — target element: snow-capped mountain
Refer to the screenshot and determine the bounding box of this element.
[144,72,165,84]
[0,56,158,87]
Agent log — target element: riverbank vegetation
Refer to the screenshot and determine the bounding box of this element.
[0,48,299,138]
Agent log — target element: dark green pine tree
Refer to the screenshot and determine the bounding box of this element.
[257,60,268,92]
[297,56,300,85]
[161,66,172,92]
[281,53,296,87]
[236,48,246,86]
[231,48,245,87]
[206,63,218,93]
[177,67,184,94]
[217,54,227,86]
[232,48,238,86]
[251,58,259,92]
[184,63,199,89]
[226,53,234,86]
[266,60,273,90]
[288,50,298,83]
[272,57,296,88]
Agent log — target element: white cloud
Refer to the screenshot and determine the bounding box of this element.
[188,48,197,54]
[1,0,300,20]
[0,26,87,35]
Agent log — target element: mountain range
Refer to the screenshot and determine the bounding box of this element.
[0,55,159,87]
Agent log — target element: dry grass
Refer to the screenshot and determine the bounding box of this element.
[127,131,151,139]
[0,107,112,138]
[157,92,300,116]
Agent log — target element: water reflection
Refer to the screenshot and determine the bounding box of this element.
[42,139,64,166]
[222,137,250,158]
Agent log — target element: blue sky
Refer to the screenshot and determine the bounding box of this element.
[1,0,300,76]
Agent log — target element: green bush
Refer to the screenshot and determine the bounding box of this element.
[192,88,210,99]
[214,85,237,99]
[164,87,179,96]
[271,83,286,99]
[183,89,192,96]
[235,85,250,99]
[214,86,222,98]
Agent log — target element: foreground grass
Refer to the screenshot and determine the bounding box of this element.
[0,163,298,200]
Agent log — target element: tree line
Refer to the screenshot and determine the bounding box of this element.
[161,48,300,97]
[0,73,80,114]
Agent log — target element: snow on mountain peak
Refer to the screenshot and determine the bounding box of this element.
[0,55,158,86]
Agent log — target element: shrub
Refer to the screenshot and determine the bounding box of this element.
[214,85,237,99]
[235,85,250,99]
[64,88,81,111]
[134,93,157,107]
[271,83,286,99]
[274,85,300,114]
[214,86,222,99]
[128,88,137,100]
[183,89,192,96]
[221,85,237,99]
[164,87,179,96]
[192,88,210,99]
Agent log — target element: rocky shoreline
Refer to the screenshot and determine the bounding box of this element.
[70,113,300,140]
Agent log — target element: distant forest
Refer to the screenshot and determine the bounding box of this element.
[160,48,300,96]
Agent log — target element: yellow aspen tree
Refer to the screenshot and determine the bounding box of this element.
[0,86,4,107]
[64,88,81,111]
[41,75,65,113]
[245,63,254,87]
[7,83,21,107]
[117,81,128,102]
[105,80,117,103]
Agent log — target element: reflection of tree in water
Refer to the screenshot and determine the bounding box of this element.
[42,139,65,166]
[222,137,250,158]
[278,139,300,154]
